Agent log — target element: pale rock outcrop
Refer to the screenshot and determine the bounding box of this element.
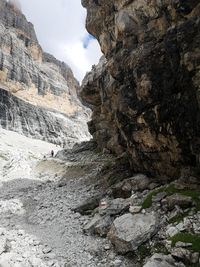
[0,0,91,145]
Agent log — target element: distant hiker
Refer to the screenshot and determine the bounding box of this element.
[51,150,54,157]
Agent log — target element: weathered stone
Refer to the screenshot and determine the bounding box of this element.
[152,192,167,203]
[175,242,192,248]
[99,198,130,216]
[94,215,113,237]
[73,195,102,215]
[111,174,150,198]
[0,238,7,255]
[165,194,193,210]
[171,248,192,263]
[191,252,199,264]
[81,0,200,178]
[143,253,177,267]
[83,214,112,237]
[107,212,158,254]
[129,205,142,214]
[0,0,90,146]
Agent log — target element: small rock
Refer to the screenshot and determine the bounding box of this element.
[171,247,191,262]
[113,259,122,267]
[152,192,167,203]
[191,252,199,264]
[0,238,7,255]
[104,244,111,250]
[129,205,142,214]
[42,247,52,254]
[166,226,179,237]
[175,241,192,248]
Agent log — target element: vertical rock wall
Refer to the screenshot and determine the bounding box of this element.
[81,0,200,178]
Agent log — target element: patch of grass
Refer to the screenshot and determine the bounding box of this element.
[171,233,200,252]
[169,210,190,224]
[153,242,169,255]
[142,188,164,209]
[137,244,151,262]
[142,183,200,212]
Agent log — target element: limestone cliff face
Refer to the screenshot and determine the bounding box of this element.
[0,0,91,145]
[0,88,90,146]
[81,0,200,178]
[0,0,80,114]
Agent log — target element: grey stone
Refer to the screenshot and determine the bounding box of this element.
[152,192,167,203]
[171,248,191,262]
[129,205,142,214]
[175,241,192,248]
[165,194,193,210]
[83,214,112,237]
[100,198,130,216]
[143,253,177,267]
[0,238,7,255]
[108,212,158,254]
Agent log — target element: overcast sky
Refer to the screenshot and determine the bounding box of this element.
[19,0,102,82]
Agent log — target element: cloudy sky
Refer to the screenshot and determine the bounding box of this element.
[19,0,102,82]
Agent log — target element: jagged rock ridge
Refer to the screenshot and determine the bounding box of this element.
[81,0,200,178]
[0,0,91,145]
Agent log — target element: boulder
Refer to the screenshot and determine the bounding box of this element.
[165,194,193,210]
[83,214,112,237]
[73,194,102,215]
[111,174,150,198]
[143,253,180,267]
[108,212,158,254]
[99,198,130,216]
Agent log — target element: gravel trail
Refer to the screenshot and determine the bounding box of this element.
[0,129,132,267]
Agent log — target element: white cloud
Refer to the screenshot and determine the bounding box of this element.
[19,0,102,82]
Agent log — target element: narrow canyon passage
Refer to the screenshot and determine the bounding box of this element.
[0,129,133,267]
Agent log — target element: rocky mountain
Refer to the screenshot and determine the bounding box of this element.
[0,0,90,146]
[81,0,200,178]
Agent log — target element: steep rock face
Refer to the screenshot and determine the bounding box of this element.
[0,1,80,114]
[0,88,90,146]
[81,0,200,178]
[0,0,90,145]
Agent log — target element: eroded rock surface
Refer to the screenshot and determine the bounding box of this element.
[81,0,200,178]
[108,212,158,254]
[0,0,90,145]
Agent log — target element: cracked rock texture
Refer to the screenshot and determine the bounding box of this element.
[0,0,90,145]
[0,88,90,146]
[81,0,200,178]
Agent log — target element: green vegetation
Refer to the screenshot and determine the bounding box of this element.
[169,210,190,224]
[137,244,151,262]
[137,242,169,264]
[153,242,169,255]
[142,183,200,213]
[171,233,200,252]
[142,187,164,209]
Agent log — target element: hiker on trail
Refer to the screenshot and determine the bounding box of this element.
[51,150,54,157]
